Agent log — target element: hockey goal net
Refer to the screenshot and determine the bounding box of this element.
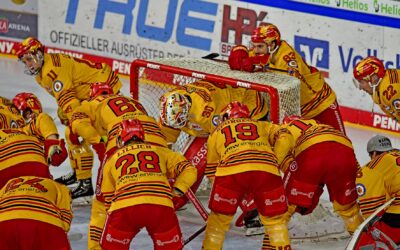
[130,58,301,152]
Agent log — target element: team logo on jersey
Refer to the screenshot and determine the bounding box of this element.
[212,115,221,127]
[289,161,298,172]
[53,80,63,93]
[392,99,400,111]
[356,183,366,197]
[287,60,298,68]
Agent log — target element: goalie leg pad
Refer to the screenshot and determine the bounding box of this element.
[286,179,321,210]
[255,185,288,217]
[259,214,291,249]
[209,183,241,215]
[333,201,364,234]
[151,225,183,250]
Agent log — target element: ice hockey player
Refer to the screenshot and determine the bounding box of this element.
[202,101,292,250]
[353,56,400,122]
[281,116,363,235]
[159,80,268,143]
[0,126,72,250]
[228,23,346,134]
[99,119,197,250]
[354,135,400,247]
[70,82,168,249]
[160,80,269,235]
[14,37,122,199]
[12,92,68,167]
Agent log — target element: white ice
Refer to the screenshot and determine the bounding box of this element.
[1,57,399,249]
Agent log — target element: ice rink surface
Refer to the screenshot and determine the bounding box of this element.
[1,56,399,249]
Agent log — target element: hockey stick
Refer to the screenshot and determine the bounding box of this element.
[186,187,209,221]
[182,185,209,245]
[345,197,396,250]
[202,52,299,75]
[184,225,207,245]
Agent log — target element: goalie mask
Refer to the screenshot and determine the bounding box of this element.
[160,92,191,129]
[90,82,113,98]
[353,56,385,90]
[117,119,145,147]
[13,92,43,122]
[220,101,250,121]
[251,24,281,55]
[15,37,45,76]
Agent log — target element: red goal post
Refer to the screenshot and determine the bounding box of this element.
[130,58,301,124]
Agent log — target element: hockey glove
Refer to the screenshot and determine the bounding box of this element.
[172,187,187,210]
[228,45,254,72]
[92,141,106,163]
[44,139,68,166]
[250,54,270,72]
[68,126,81,145]
[57,107,69,126]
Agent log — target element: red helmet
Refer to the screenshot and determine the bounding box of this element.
[220,101,250,121]
[14,37,44,59]
[251,24,281,46]
[353,56,386,82]
[282,115,301,124]
[90,82,113,98]
[118,119,145,146]
[13,92,42,121]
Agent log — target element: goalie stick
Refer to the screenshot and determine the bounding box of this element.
[345,197,396,250]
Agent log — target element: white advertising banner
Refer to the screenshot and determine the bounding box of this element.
[35,0,400,129]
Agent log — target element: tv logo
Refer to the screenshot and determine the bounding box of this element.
[294,36,330,77]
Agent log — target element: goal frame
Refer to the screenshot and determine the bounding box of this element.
[130,59,281,123]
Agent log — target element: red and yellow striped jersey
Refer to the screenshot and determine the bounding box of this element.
[356,150,400,218]
[35,53,122,121]
[71,94,168,151]
[259,41,336,118]
[101,143,197,212]
[206,118,292,177]
[372,69,400,121]
[0,176,72,232]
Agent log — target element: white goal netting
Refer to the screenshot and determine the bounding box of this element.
[130,58,301,153]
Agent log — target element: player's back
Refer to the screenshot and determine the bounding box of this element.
[207,117,281,177]
[0,129,50,188]
[89,94,167,148]
[103,143,191,211]
[285,118,352,156]
[358,150,400,217]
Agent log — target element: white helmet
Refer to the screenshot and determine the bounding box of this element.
[160,92,191,128]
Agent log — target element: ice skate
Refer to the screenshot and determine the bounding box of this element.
[55,171,77,186]
[71,178,94,206]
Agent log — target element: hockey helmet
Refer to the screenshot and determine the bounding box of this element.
[90,82,113,98]
[160,92,191,128]
[13,92,42,121]
[117,119,145,147]
[353,56,385,85]
[220,101,250,121]
[367,135,393,153]
[15,37,45,75]
[251,24,281,46]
